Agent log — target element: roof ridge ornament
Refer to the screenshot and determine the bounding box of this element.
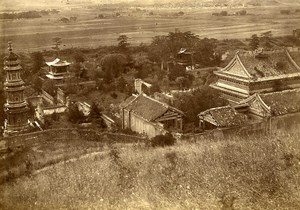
[8,41,13,52]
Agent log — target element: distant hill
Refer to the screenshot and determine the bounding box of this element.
[1,0,299,11]
[129,0,299,7]
[94,0,300,7]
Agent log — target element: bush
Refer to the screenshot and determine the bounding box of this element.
[150,133,176,147]
[67,103,85,124]
[280,10,290,15]
[220,11,228,16]
[110,92,118,99]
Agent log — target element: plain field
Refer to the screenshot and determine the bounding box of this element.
[0,6,300,52]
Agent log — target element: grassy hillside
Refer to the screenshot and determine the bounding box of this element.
[1,130,300,209]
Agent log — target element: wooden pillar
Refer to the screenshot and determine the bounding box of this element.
[178,118,183,131]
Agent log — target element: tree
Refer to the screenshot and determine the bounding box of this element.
[100,53,128,81]
[168,64,186,81]
[238,10,247,15]
[117,76,127,92]
[67,103,85,124]
[249,34,259,51]
[88,103,107,128]
[220,11,228,16]
[42,80,56,96]
[149,35,171,70]
[52,37,61,50]
[31,51,44,74]
[69,62,82,78]
[31,75,43,93]
[117,35,130,51]
[175,76,189,90]
[88,103,101,119]
[73,52,85,63]
[52,37,62,54]
[167,31,199,57]
[173,87,228,124]
[193,38,220,67]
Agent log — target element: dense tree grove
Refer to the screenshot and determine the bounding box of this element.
[149,31,221,69]
[173,87,228,124]
[100,53,129,82]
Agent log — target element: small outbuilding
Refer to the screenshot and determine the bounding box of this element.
[120,93,184,138]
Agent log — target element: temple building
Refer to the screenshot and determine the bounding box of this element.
[198,88,300,131]
[46,58,70,80]
[211,49,300,103]
[3,42,30,135]
[120,93,184,138]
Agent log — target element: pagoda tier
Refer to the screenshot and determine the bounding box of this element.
[3,42,30,135]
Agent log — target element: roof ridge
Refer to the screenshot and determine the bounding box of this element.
[263,88,300,96]
[142,93,169,108]
[198,105,231,116]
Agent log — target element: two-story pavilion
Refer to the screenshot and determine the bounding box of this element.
[46,58,70,80]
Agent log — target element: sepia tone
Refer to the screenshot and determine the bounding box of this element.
[1,0,300,209]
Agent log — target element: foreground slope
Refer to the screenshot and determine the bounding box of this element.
[1,130,300,210]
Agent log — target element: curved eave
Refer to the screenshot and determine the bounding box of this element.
[5,86,26,91]
[4,65,22,71]
[210,83,249,98]
[214,71,251,83]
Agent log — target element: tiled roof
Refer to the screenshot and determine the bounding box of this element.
[201,106,249,127]
[238,51,300,78]
[46,58,70,67]
[119,95,137,109]
[261,89,300,116]
[123,94,182,121]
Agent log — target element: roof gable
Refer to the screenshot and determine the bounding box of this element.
[123,94,183,121]
[220,53,252,79]
[239,93,271,117]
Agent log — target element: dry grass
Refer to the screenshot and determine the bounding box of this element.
[1,130,300,210]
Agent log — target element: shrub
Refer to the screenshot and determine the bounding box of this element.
[110,92,118,99]
[280,10,290,15]
[67,103,85,124]
[150,133,176,147]
[220,11,228,16]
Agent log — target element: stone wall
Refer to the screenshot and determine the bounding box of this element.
[0,129,146,152]
[181,112,300,142]
[41,89,55,105]
[43,105,67,116]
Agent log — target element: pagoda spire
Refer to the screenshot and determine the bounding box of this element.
[3,41,30,135]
